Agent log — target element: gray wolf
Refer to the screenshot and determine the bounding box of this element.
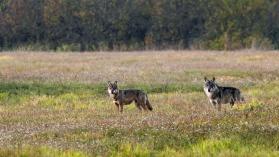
[107,81,153,112]
[203,77,244,111]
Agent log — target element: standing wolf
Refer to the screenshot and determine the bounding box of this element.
[203,77,244,111]
[107,81,153,112]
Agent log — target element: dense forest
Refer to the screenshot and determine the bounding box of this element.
[0,0,278,51]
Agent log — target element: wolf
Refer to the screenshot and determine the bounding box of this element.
[107,81,153,112]
[203,77,244,111]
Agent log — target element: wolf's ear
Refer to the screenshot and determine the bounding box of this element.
[212,77,216,82]
[114,81,118,85]
[107,81,112,86]
[204,77,208,82]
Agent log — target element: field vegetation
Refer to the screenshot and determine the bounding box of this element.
[0,51,279,156]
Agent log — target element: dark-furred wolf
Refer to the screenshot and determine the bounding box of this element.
[107,81,153,112]
[203,77,244,111]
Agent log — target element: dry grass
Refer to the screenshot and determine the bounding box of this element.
[1,50,279,84]
[0,50,279,156]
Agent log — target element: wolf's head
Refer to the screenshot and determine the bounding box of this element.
[204,77,218,93]
[107,81,119,96]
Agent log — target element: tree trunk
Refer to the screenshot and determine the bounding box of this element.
[224,31,232,50]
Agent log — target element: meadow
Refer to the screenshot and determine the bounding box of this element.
[0,51,279,157]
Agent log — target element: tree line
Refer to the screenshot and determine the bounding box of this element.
[0,0,278,51]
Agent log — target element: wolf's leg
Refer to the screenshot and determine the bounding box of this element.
[141,103,148,111]
[137,105,143,111]
[145,99,153,111]
[230,99,235,107]
[119,104,124,113]
[139,96,148,111]
[216,100,221,111]
[217,104,221,111]
[135,100,142,111]
[210,100,217,108]
[114,102,120,112]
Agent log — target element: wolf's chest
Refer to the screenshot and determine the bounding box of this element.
[204,88,221,100]
[204,88,212,97]
[113,100,119,104]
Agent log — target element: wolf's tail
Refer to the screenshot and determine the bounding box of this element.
[240,96,245,102]
[145,96,153,111]
[237,91,245,102]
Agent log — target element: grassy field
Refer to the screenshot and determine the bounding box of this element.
[1,50,279,156]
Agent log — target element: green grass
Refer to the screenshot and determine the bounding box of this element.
[0,130,278,157]
[0,82,203,108]
[0,82,202,96]
[110,137,279,157]
[0,147,87,157]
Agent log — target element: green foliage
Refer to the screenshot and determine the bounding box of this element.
[203,0,277,50]
[0,0,278,51]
